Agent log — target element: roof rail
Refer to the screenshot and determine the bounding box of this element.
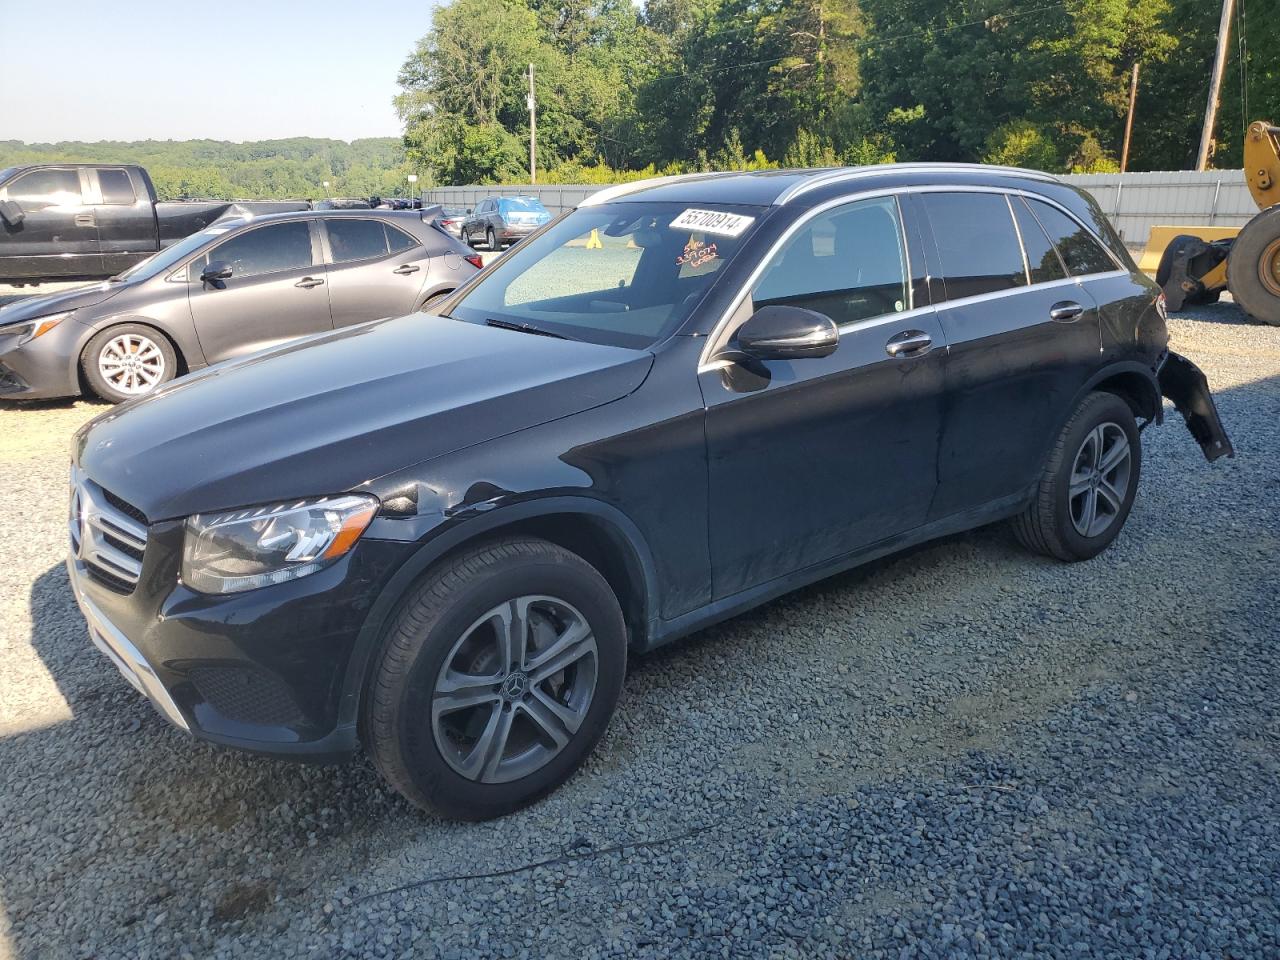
[774,162,1060,205]
[578,171,733,207]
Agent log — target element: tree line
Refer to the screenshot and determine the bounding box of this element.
[395,0,1279,185]
[0,138,411,200]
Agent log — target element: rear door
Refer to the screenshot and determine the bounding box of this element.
[0,167,102,280]
[920,190,1103,520]
[89,167,160,276]
[186,219,333,363]
[321,217,427,326]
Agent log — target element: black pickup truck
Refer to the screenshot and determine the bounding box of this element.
[0,163,310,284]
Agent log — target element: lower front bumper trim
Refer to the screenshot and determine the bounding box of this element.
[70,567,191,732]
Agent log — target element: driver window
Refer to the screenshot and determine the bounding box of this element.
[752,196,909,326]
[3,168,83,208]
[195,221,314,279]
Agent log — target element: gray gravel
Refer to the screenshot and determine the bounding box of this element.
[0,299,1276,960]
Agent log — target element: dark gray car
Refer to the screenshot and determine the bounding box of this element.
[0,209,481,402]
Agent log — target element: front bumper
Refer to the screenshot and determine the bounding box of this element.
[67,508,414,761]
[0,319,86,400]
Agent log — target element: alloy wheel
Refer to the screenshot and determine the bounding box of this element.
[431,595,598,784]
[1068,421,1132,538]
[97,332,166,396]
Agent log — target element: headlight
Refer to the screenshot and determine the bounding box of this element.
[0,311,69,345]
[181,494,379,595]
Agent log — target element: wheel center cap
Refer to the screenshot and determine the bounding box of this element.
[500,671,529,702]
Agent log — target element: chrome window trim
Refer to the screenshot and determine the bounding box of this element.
[1005,194,1033,286]
[697,183,1127,370]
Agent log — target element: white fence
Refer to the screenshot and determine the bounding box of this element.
[423,170,1255,255]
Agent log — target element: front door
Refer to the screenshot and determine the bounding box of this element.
[187,219,333,364]
[0,167,102,280]
[699,195,946,600]
[321,217,425,326]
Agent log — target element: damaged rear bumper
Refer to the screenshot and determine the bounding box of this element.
[1157,351,1234,461]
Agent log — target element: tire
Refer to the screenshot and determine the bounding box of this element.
[487,227,498,251]
[1011,392,1142,562]
[81,323,178,403]
[1226,205,1280,326]
[365,537,627,820]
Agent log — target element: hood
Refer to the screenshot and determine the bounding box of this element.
[73,314,653,521]
[0,282,123,325]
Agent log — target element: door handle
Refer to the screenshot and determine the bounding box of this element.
[393,263,420,275]
[1049,300,1084,321]
[885,330,933,357]
[74,213,96,227]
[295,277,325,289]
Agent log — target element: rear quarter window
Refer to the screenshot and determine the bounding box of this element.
[1026,198,1117,277]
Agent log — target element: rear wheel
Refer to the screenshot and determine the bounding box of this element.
[82,323,178,403]
[365,538,627,820]
[487,227,498,251]
[1012,392,1141,562]
[1227,206,1280,325]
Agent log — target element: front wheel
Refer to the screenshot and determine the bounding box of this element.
[82,323,178,403]
[365,538,627,820]
[1012,391,1141,562]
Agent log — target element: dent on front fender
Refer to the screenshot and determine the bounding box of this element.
[1158,352,1235,462]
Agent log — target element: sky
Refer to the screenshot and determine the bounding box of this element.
[0,0,439,143]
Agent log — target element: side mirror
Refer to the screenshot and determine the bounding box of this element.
[0,199,25,227]
[732,305,839,361]
[465,208,473,215]
[201,260,233,283]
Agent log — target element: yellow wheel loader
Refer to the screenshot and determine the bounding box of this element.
[1155,120,1280,324]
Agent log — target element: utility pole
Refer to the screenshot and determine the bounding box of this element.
[527,63,537,184]
[1120,61,1140,172]
[1197,0,1236,170]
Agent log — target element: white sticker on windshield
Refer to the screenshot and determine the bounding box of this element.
[670,208,755,237]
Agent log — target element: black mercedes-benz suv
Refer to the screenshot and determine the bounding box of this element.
[68,164,1232,820]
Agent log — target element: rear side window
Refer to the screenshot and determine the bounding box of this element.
[387,225,417,254]
[205,221,313,278]
[923,192,1026,300]
[1026,198,1116,277]
[5,168,82,207]
[328,219,389,262]
[98,169,136,205]
[753,196,909,325]
[1011,197,1067,285]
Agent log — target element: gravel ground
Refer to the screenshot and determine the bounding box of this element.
[0,300,1276,960]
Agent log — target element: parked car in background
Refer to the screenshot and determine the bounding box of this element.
[314,198,372,210]
[422,204,468,239]
[0,163,309,283]
[0,209,481,403]
[65,165,1231,820]
[462,196,553,249]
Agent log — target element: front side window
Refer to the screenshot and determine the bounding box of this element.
[448,201,762,348]
[98,169,136,205]
[1026,198,1117,277]
[752,196,909,326]
[923,192,1027,300]
[201,221,314,279]
[5,168,82,207]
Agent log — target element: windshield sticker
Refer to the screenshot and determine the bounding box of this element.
[676,237,719,270]
[670,208,755,237]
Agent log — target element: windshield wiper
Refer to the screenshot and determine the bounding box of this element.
[484,317,571,340]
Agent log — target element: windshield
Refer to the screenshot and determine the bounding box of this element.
[114,222,241,282]
[449,201,763,348]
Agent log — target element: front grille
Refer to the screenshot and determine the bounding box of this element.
[69,467,149,593]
